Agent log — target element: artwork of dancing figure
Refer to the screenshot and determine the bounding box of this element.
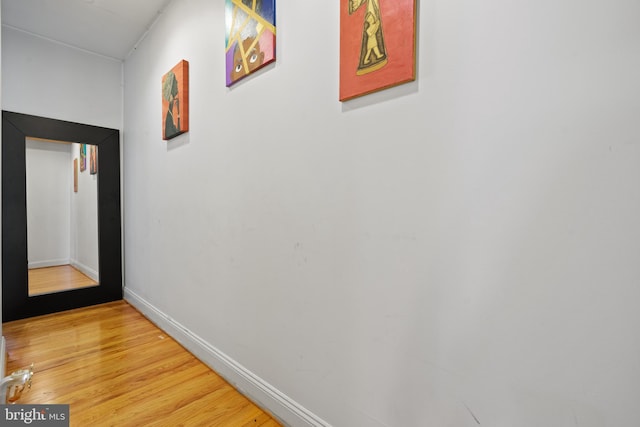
[340,0,416,101]
[349,0,387,75]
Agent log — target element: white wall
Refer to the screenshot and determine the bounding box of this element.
[1,26,122,129]
[25,139,71,268]
[24,140,99,277]
[132,0,637,425]
[3,0,639,425]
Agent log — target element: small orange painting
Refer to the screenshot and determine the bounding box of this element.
[89,145,98,175]
[162,60,190,140]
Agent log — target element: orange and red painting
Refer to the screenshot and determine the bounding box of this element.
[340,0,416,101]
[162,60,189,140]
[89,145,98,175]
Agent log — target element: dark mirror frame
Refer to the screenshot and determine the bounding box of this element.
[2,111,122,321]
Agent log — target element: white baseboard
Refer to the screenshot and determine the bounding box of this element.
[28,259,69,269]
[70,260,99,282]
[124,288,331,427]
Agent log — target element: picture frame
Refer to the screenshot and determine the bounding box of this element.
[162,60,190,140]
[225,0,276,86]
[80,144,86,172]
[89,145,98,175]
[340,0,417,101]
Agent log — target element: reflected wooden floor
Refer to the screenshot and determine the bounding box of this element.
[28,265,98,296]
[3,301,281,427]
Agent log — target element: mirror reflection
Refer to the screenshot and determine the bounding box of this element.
[25,138,99,296]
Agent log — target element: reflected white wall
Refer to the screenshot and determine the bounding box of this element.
[25,139,99,281]
[26,139,71,268]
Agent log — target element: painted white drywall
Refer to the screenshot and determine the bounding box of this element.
[24,139,99,277]
[123,0,640,426]
[25,139,72,268]
[1,26,122,129]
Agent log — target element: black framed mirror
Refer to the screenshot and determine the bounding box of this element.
[2,111,122,321]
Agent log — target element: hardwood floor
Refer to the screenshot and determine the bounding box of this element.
[28,265,98,296]
[3,301,281,427]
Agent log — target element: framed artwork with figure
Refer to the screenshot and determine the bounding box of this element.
[225,0,276,86]
[162,60,190,140]
[89,145,98,175]
[340,0,416,101]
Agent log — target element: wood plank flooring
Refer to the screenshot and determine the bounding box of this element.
[3,301,281,427]
[28,265,98,296]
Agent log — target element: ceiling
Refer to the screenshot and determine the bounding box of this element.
[2,0,174,60]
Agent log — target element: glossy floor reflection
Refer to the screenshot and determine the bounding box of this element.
[3,301,281,426]
[28,265,98,296]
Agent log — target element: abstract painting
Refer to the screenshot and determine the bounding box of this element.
[225,0,276,86]
[80,144,86,172]
[340,0,416,101]
[162,60,190,140]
